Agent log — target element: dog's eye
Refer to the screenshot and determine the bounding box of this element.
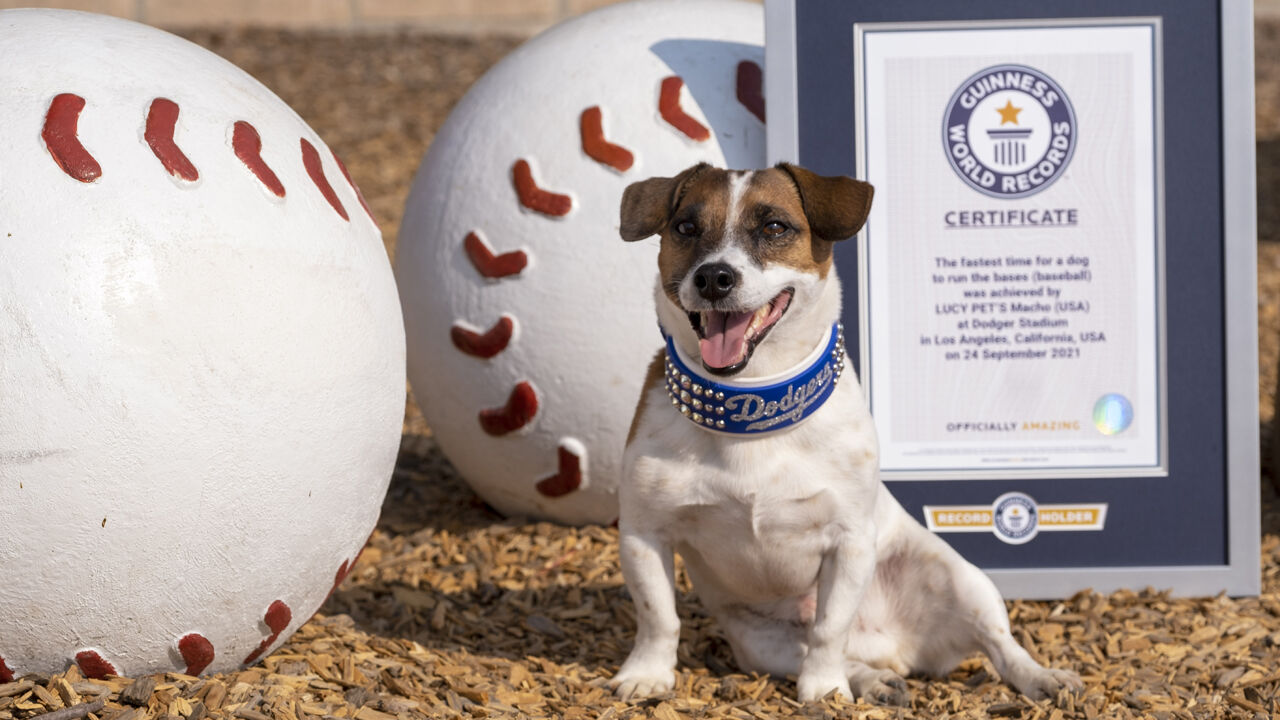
[675,220,698,237]
[763,221,789,237]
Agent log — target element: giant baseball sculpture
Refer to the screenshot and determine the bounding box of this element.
[0,10,405,678]
[397,0,766,524]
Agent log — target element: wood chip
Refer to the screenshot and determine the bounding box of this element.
[0,682,35,699]
[54,679,81,708]
[118,678,156,708]
[29,698,105,720]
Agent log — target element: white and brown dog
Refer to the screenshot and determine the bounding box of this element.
[608,163,1081,705]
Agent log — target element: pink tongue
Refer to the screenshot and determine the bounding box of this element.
[699,310,754,369]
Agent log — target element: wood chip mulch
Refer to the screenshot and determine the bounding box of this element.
[3,444,1278,720]
[4,23,1280,720]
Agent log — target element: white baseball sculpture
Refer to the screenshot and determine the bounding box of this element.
[0,10,405,679]
[397,0,765,524]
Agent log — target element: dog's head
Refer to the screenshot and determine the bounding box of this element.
[620,163,873,376]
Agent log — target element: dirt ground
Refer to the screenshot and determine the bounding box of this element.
[6,23,1280,720]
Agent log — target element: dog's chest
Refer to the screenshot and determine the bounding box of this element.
[629,416,876,595]
[676,478,840,595]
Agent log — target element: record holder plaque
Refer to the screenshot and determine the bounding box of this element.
[765,0,1258,597]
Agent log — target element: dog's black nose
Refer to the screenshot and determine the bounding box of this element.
[693,262,738,301]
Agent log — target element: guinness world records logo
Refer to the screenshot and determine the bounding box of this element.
[942,64,1077,199]
[992,492,1040,544]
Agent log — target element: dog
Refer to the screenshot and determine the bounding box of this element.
[607,162,1082,705]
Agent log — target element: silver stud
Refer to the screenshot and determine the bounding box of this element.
[716,406,725,415]
[692,412,703,423]
[692,399,703,410]
[716,391,725,401]
[692,383,702,395]
[671,396,680,406]
[680,390,691,403]
[705,416,716,426]
[680,375,691,388]
[680,404,690,416]
[716,419,726,429]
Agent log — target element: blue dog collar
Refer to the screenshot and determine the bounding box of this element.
[662,322,845,436]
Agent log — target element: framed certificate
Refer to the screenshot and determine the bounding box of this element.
[765,0,1259,597]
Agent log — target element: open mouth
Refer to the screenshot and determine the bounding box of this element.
[688,288,794,375]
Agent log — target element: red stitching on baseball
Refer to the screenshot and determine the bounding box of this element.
[332,555,355,596]
[512,159,572,216]
[536,444,583,498]
[464,231,527,279]
[479,382,538,436]
[736,61,766,124]
[659,76,710,142]
[0,655,12,683]
[580,106,634,172]
[452,315,514,359]
[42,93,101,183]
[332,150,377,224]
[301,139,349,221]
[177,633,215,676]
[242,599,292,665]
[304,549,366,631]
[232,121,285,197]
[74,650,117,679]
[145,98,199,182]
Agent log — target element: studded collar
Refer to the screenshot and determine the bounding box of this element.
[660,322,846,436]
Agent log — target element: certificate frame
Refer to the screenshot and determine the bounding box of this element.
[764,0,1259,598]
[855,19,1167,480]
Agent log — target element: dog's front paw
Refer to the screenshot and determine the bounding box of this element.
[851,668,909,706]
[1011,666,1083,701]
[609,656,675,700]
[796,673,853,703]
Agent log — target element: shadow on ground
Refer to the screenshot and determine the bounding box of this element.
[322,435,740,677]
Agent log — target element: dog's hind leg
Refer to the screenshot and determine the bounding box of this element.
[946,556,1082,700]
[722,615,906,705]
[722,612,910,706]
[846,662,909,706]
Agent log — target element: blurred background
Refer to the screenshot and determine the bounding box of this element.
[0,0,660,35]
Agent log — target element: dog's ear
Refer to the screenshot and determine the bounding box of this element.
[619,163,710,241]
[776,163,874,242]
